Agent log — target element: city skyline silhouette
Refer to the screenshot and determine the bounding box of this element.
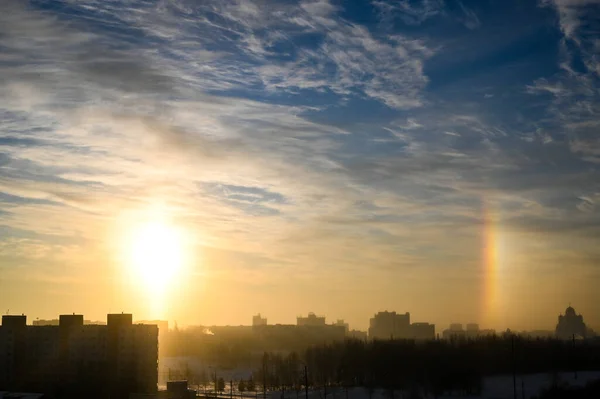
[6,305,594,339]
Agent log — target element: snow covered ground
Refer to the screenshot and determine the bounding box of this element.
[477,371,600,399]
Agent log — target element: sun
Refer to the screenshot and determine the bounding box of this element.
[127,221,185,292]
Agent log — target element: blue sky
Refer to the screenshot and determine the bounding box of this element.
[1,0,599,331]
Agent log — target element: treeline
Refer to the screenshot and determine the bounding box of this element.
[249,336,600,397]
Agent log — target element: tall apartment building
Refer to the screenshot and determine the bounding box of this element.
[368,311,411,339]
[0,313,157,398]
[135,320,168,358]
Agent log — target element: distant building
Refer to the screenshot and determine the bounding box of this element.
[297,313,326,327]
[368,311,411,340]
[369,312,436,340]
[252,314,267,327]
[556,306,587,339]
[443,323,465,339]
[186,321,346,352]
[334,319,349,333]
[84,320,107,325]
[410,323,435,340]
[32,319,59,326]
[0,313,157,399]
[466,323,479,338]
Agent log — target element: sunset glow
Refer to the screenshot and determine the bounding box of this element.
[482,203,499,326]
[127,220,186,293]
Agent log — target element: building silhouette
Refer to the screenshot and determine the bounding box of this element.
[442,323,495,339]
[410,322,435,340]
[368,311,411,339]
[368,311,436,340]
[443,323,465,339]
[0,313,157,398]
[347,329,368,340]
[252,314,267,327]
[334,319,349,333]
[193,318,347,352]
[466,323,479,335]
[556,306,587,339]
[136,320,168,357]
[297,312,326,326]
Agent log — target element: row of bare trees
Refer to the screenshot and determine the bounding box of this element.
[165,335,600,398]
[250,336,600,398]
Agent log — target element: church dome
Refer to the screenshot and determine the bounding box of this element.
[565,306,576,316]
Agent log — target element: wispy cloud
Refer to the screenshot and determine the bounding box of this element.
[373,0,445,26]
[1,0,600,328]
[529,0,600,167]
[541,0,600,40]
[457,1,481,30]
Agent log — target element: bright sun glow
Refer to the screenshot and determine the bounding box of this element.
[128,221,186,292]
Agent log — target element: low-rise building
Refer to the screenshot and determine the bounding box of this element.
[442,323,496,339]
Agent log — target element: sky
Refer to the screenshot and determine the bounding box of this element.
[1,0,600,333]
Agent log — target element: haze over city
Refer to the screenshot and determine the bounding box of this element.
[1,0,600,335]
